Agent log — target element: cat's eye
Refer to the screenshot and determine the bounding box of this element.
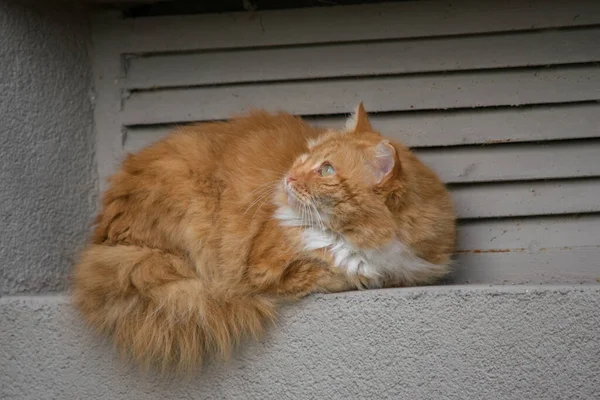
[318,162,336,177]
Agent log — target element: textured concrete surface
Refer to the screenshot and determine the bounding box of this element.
[0,1,97,294]
[1,285,599,399]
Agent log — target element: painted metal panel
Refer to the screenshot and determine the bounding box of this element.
[125,103,600,149]
[90,1,600,284]
[116,0,600,53]
[124,128,600,184]
[457,215,600,251]
[452,179,600,219]
[123,28,600,89]
[416,139,600,183]
[122,65,600,125]
[454,246,600,284]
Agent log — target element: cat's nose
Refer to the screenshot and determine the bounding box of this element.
[286,175,297,184]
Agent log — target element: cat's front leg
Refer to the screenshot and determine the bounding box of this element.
[247,255,361,299]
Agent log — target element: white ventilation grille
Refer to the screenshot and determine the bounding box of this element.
[91,0,600,284]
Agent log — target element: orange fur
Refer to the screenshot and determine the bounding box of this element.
[72,105,455,371]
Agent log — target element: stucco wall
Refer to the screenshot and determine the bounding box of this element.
[0,0,97,295]
[2,286,599,399]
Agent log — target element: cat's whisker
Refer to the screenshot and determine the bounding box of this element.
[302,203,309,228]
[243,180,279,206]
[303,197,319,230]
[243,193,270,217]
[242,188,275,214]
[247,186,279,221]
[243,185,278,218]
[304,202,311,228]
[300,203,305,227]
[310,202,325,231]
[307,199,316,227]
[242,180,280,203]
[312,204,324,230]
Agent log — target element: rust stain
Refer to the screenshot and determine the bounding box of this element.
[596,277,600,283]
[458,244,600,255]
[539,246,575,252]
[485,139,513,144]
[457,248,525,254]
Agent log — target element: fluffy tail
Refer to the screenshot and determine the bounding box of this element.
[72,244,276,372]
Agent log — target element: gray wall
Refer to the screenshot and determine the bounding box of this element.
[0,0,97,295]
[2,286,599,400]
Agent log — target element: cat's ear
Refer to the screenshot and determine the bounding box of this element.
[369,140,397,185]
[345,102,373,133]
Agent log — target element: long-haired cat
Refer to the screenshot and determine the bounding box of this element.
[73,103,456,372]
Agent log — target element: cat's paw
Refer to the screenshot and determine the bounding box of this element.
[336,253,380,281]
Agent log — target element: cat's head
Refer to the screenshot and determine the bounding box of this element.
[278,103,402,247]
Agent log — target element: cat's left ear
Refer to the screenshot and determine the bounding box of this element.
[369,140,397,185]
[345,102,373,133]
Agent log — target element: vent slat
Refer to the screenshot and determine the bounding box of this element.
[116,0,600,53]
[125,103,600,149]
[315,103,600,147]
[124,28,600,90]
[453,179,600,219]
[454,246,600,284]
[416,140,600,183]
[457,215,600,251]
[124,125,600,184]
[122,65,600,125]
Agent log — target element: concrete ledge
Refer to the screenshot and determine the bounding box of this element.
[2,285,599,399]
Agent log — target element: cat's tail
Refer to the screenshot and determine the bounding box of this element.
[72,244,276,372]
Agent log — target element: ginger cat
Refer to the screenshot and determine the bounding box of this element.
[73,104,455,372]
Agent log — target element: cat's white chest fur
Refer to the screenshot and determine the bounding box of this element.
[275,205,439,286]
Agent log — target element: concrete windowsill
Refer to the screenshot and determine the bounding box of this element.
[1,285,599,399]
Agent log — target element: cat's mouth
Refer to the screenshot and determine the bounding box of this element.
[283,180,302,207]
[282,179,330,229]
[283,180,316,211]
